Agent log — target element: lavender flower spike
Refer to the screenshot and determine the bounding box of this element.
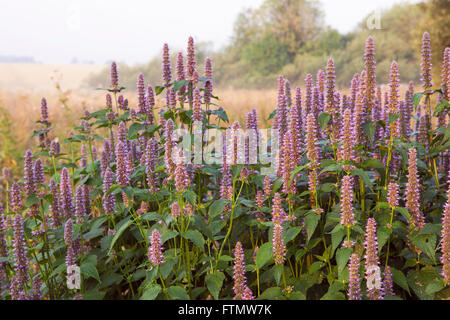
[364,217,382,300]
[103,167,115,215]
[272,224,286,265]
[420,32,433,90]
[148,229,164,265]
[10,182,22,213]
[162,43,172,87]
[405,148,425,231]
[110,62,119,90]
[387,182,399,209]
[40,98,48,123]
[115,141,129,187]
[59,167,74,219]
[440,173,450,285]
[348,253,361,300]
[233,241,250,300]
[187,36,196,80]
[382,266,395,297]
[340,175,355,227]
[24,149,36,196]
[12,213,29,298]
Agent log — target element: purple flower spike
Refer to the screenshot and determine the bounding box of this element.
[33,158,44,185]
[102,167,115,215]
[111,62,119,89]
[148,229,164,265]
[364,217,382,300]
[338,108,355,167]
[176,52,186,102]
[115,142,129,187]
[137,73,147,115]
[382,266,395,297]
[9,182,23,213]
[273,224,286,265]
[171,202,180,219]
[174,150,189,193]
[233,241,250,300]
[193,87,202,121]
[40,98,48,123]
[325,58,336,116]
[24,150,36,196]
[204,57,213,105]
[263,175,272,197]
[441,173,450,285]
[59,168,74,219]
[421,32,433,90]
[387,182,399,209]
[271,193,287,225]
[75,186,86,224]
[162,43,172,87]
[405,148,425,231]
[348,253,361,300]
[364,36,376,113]
[12,214,29,290]
[388,61,400,138]
[187,36,196,80]
[340,175,355,227]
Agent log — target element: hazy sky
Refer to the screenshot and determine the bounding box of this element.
[0,0,422,65]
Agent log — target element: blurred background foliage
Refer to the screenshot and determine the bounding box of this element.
[88,0,450,89]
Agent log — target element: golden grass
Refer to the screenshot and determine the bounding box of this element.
[0,63,103,91]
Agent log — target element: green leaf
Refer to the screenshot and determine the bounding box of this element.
[410,233,437,263]
[412,92,423,108]
[140,284,161,300]
[160,256,178,279]
[391,267,410,295]
[182,230,205,251]
[331,226,346,255]
[305,212,321,241]
[350,168,373,192]
[394,207,411,222]
[425,278,445,295]
[283,226,302,243]
[290,164,309,183]
[154,86,165,95]
[208,199,228,218]
[377,226,392,252]
[318,112,331,131]
[108,219,132,255]
[363,121,375,142]
[273,264,283,286]
[433,100,450,116]
[320,283,345,300]
[388,113,400,126]
[167,286,189,300]
[374,202,390,211]
[258,287,282,300]
[162,230,179,244]
[25,194,40,208]
[127,123,145,139]
[362,159,385,169]
[173,80,188,92]
[205,272,225,300]
[80,263,100,283]
[267,109,277,121]
[336,247,352,275]
[256,242,273,269]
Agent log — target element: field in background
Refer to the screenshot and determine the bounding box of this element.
[0,63,417,172]
[0,63,104,91]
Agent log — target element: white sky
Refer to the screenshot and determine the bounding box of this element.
[0,0,422,65]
